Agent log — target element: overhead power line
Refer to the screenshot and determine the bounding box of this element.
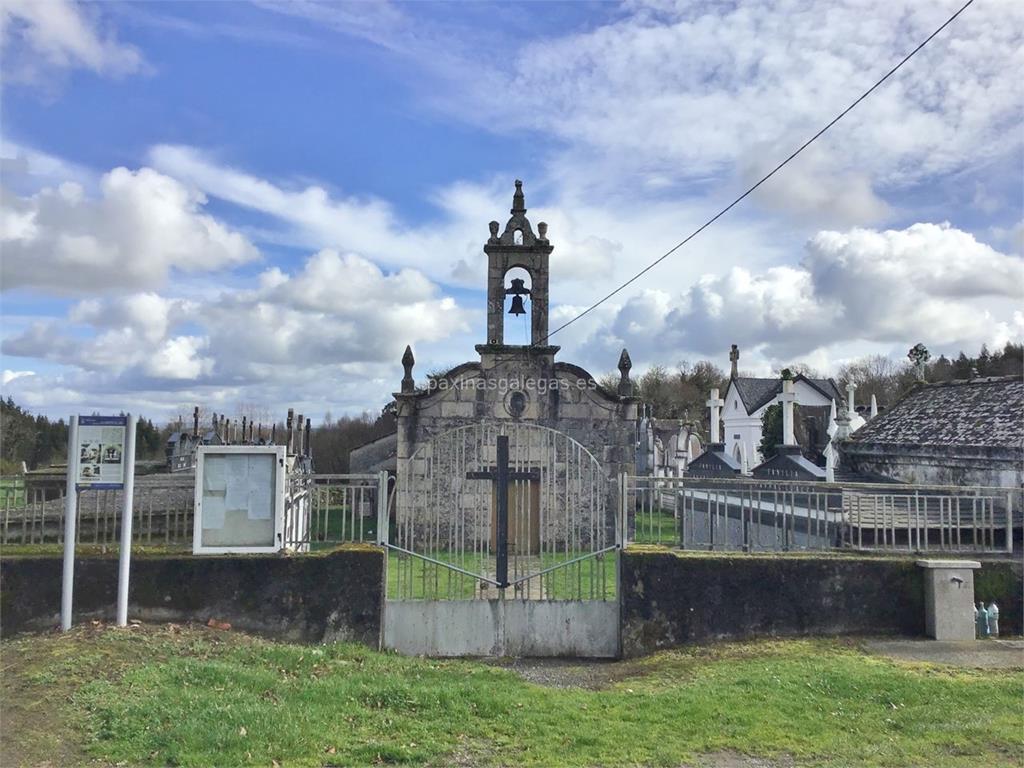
[543,0,976,343]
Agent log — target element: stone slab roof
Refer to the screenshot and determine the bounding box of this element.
[688,446,741,477]
[733,375,843,414]
[848,376,1024,449]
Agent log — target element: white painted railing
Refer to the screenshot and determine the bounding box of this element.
[624,475,1019,554]
[283,472,390,550]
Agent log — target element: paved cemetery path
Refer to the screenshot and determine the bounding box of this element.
[864,638,1024,668]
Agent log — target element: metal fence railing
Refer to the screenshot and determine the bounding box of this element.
[2,475,194,547]
[3,471,394,550]
[625,475,1020,554]
[283,472,391,551]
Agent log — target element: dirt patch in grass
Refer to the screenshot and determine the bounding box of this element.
[486,657,644,689]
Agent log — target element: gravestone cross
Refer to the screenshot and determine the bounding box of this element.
[779,377,797,445]
[466,435,539,589]
[706,388,725,443]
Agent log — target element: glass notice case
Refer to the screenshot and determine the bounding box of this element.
[193,445,286,554]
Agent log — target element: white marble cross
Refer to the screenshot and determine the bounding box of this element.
[779,378,797,445]
[706,387,724,443]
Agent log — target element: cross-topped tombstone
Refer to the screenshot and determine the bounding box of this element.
[466,435,539,589]
[706,388,725,443]
[907,342,930,381]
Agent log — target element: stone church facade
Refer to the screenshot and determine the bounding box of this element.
[393,181,638,512]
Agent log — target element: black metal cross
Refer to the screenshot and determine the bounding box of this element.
[466,435,539,589]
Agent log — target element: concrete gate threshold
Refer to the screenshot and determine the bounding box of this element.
[383,598,619,658]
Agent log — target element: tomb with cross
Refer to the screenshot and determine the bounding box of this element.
[751,370,826,480]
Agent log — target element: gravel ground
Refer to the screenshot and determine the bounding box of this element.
[864,638,1024,668]
[486,656,641,689]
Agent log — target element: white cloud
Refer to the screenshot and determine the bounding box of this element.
[0,139,94,192]
[203,250,472,371]
[145,336,212,380]
[565,221,1024,371]
[147,143,792,302]
[740,145,890,227]
[483,2,1022,187]
[1,166,258,294]
[148,145,638,288]
[0,0,144,82]
[2,369,35,386]
[2,249,472,400]
[269,0,1022,225]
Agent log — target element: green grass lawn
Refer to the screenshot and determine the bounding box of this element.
[386,550,617,600]
[0,476,27,507]
[633,507,679,545]
[3,624,1021,767]
[305,492,378,548]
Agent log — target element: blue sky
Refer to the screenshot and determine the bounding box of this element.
[1,0,1022,423]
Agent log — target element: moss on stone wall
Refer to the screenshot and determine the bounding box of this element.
[1,548,384,643]
[621,550,1022,656]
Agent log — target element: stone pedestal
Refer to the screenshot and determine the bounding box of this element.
[917,559,982,640]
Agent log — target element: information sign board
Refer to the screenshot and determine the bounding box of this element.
[77,415,128,489]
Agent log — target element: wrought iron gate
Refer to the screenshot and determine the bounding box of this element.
[389,422,615,600]
[383,422,620,657]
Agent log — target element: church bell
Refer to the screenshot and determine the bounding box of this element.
[505,276,531,316]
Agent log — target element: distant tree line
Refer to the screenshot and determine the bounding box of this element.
[0,398,164,473]
[309,407,397,474]
[598,360,729,431]
[2,343,1017,474]
[0,398,68,473]
[835,342,1023,408]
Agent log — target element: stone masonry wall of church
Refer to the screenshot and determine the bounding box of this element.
[396,355,638,519]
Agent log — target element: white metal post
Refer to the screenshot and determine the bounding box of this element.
[61,415,80,632]
[116,414,137,627]
[376,471,389,545]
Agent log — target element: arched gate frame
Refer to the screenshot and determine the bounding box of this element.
[382,422,621,657]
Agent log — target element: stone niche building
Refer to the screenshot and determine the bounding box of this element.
[841,375,1024,488]
[393,181,638,516]
[636,409,703,478]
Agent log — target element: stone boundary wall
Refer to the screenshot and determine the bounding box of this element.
[620,548,1022,657]
[1,546,384,644]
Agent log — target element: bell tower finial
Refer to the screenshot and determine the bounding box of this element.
[511,179,526,214]
[617,349,634,396]
[401,345,415,393]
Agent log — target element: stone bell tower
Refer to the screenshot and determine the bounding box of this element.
[479,180,556,353]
